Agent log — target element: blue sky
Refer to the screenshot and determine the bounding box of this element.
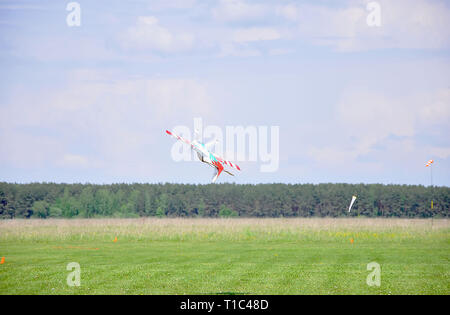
[0,0,449,186]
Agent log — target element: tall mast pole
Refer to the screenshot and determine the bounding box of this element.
[430,164,433,187]
[430,163,434,229]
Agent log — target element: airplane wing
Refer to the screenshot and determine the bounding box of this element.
[166,130,193,147]
[212,153,241,172]
[166,129,241,172]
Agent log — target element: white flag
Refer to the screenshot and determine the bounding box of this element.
[349,195,357,212]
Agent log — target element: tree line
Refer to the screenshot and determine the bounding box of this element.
[0,182,448,219]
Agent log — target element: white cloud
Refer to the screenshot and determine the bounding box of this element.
[0,4,46,10]
[291,0,450,51]
[212,0,268,22]
[0,129,62,168]
[307,146,361,166]
[4,0,450,65]
[59,154,89,168]
[276,4,299,21]
[9,36,119,62]
[148,0,198,11]
[377,0,450,50]
[209,0,450,55]
[120,16,194,53]
[218,42,262,57]
[232,27,281,43]
[0,71,213,175]
[308,87,450,166]
[419,88,450,123]
[268,48,294,56]
[294,4,367,51]
[213,26,285,57]
[336,89,415,153]
[427,146,450,159]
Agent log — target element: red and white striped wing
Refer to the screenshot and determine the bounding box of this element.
[166,130,192,147]
[212,154,241,171]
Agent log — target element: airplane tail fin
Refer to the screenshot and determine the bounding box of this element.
[211,169,221,183]
[212,169,234,182]
[211,162,224,183]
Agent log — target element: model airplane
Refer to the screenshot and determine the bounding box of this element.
[166,129,241,183]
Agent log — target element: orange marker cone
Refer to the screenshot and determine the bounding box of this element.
[113,237,117,243]
[350,238,354,244]
[0,257,5,264]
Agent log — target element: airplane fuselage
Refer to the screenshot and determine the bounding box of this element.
[166,129,238,183]
[191,140,224,181]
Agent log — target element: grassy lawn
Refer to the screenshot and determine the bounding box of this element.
[0,218,448,294]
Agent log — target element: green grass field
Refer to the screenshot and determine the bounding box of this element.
[0,218,449,295]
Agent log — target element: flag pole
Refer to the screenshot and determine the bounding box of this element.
[425,160,434,229]
[430,163,434,229]
[430,163,433,187]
